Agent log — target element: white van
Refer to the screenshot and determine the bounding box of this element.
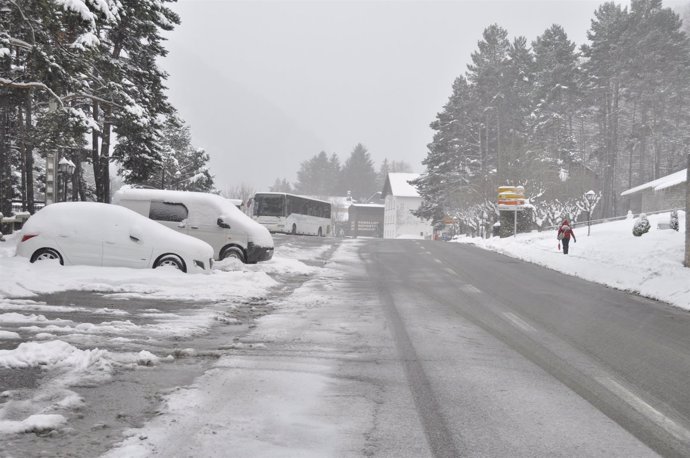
[113,187,274,263]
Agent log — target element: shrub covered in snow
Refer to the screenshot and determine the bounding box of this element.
[670,210,679,231]
[633,214,651,237]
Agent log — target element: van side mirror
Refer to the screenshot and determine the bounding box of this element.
[130,227,143,243]
[217,217,231,229]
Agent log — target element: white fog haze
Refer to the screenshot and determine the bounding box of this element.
[3,0,690,455]
[163,0,640,192]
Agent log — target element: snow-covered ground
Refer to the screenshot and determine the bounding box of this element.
[0,232,326,441]
[103,241,373,457]
[2,211,689,454]
[454,211,690,311]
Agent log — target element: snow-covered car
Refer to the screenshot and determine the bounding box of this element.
[113,187,274,263]
[15,202,214,273]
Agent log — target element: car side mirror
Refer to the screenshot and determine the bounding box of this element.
[217,217,231,229]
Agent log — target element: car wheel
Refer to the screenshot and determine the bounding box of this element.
[291,224,297,235]
[30,248,63,265]
[154,254,186,272]
[221,246,246,263]
[318,227,323,237]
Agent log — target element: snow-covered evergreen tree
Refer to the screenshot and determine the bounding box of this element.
[336,144,377,201]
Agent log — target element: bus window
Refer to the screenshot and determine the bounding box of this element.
[255,194,285,217]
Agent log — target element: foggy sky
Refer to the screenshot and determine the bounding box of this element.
[161,0,682,193]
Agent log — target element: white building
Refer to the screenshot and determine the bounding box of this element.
[382,173,433,239]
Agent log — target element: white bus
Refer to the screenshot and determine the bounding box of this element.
[251,192,331,236]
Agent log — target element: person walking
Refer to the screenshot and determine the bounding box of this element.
[557,219,576,254]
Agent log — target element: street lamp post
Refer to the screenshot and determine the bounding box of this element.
[58,158,76,202]
[585,190,596,236]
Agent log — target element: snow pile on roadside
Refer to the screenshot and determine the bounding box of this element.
[20,310,220,343]
[0,232,18,257]
[0,255,277,301]
[273,241,332,262]
[455,211,690,310]
[0,414,67,435]
[214,255,317,276]
[0,340,164,436]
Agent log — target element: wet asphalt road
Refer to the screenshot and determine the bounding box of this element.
[363,239,690,457]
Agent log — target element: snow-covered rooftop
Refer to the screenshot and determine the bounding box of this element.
[383,173,420,198]
[621,168,687,196]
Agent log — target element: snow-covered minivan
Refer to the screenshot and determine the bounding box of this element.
[113,187,274,263]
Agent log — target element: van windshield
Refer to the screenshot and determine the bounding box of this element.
[254,194,285,217]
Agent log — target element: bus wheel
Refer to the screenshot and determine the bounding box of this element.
[291,224,297,235]
[318,227,323,237]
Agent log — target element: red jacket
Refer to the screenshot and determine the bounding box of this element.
[558,221,576,241]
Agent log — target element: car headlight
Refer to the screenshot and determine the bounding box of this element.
[194,260,205,270]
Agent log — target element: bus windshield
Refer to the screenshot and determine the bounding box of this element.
[254,194,285,217]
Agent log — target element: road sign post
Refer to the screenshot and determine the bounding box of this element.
[498,186,526,238]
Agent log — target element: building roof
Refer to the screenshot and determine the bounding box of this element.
[621,168,687,196]
[382,173,420,198]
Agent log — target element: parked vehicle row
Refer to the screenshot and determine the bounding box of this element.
[15,189,275,274]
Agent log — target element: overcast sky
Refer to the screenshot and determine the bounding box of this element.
[161,0,687,194]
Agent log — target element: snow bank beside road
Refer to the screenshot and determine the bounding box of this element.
[0,255,277,301]
[455,211,690,310]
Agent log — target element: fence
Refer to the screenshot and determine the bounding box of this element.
[545,208,684,232]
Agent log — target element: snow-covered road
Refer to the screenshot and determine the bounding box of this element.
[2,212,688,456]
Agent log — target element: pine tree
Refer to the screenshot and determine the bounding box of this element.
[581,2,628,217]
[295,151,335,196]
[467,24,511,182]
[269,178,292,193]
[528,25,581,197]
[140,118,214,192]
[339,143,377,201]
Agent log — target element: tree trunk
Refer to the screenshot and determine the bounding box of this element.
[685,153,690,267]
[628,102,636,190]
[91,101,102,201]
[638,107,648,185]
[496,114,501,182]
[0,89,10,217]
[24,91,34,213]
[100,106,112,203]
[18,104,26,210]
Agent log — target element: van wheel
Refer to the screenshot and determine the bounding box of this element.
[31,248,63,265]
[221,246,246,263]
[154,254,186,272]
[318,227,323,237]
[291,224,297,235]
